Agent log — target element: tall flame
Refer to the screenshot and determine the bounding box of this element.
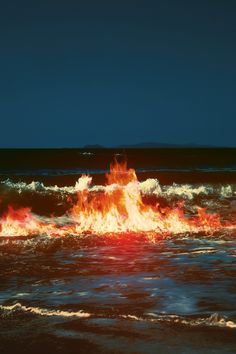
[0,161,226,238]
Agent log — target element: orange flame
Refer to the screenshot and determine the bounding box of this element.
[106,160,137,185]
[0,161,228,238]
[71,161,223,235]
[0,206,45,237]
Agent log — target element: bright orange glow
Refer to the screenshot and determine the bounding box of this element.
[106,160,137,185]
[0,206,64,237]
[0,206,47,237]
[0,161,229,238]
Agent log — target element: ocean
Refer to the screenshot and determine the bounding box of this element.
[0,148,235,354]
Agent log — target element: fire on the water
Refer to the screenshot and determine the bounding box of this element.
[0,161,229,238]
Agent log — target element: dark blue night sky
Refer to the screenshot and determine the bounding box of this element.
[0,0,235,147]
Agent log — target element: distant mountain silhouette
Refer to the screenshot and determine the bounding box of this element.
[83,144,105,149]
[115,142,216,148]
[82,142,220,149]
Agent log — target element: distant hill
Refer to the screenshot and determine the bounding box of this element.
[83,144,105,149]
[82,142,222,149]
[116,142,216,148]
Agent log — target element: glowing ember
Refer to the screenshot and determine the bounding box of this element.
[0,161,227,237]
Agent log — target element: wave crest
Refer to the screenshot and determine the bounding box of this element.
[1,303,235,329]
[1,178,235,200]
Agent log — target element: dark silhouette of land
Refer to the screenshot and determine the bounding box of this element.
[83,142,217,149]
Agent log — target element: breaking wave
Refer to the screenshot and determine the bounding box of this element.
[123,313,236,329]
[1,303,235,329]
[1,178,235,200]
[0,303,90,318]
[0,162,234,238]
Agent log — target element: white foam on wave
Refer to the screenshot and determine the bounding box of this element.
[139,179,162,195]
[139,180,236,200]
[220,185,233,198]
[122,312,236,329]
[1,180,76,194]
[0,303,91,318]
[163,184,209,199]
[1,303,235,329]
[1,178,235,200]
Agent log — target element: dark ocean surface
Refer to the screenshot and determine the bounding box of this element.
[0,148,236,354]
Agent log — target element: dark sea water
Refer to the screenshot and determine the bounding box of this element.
[0,148,236,354]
